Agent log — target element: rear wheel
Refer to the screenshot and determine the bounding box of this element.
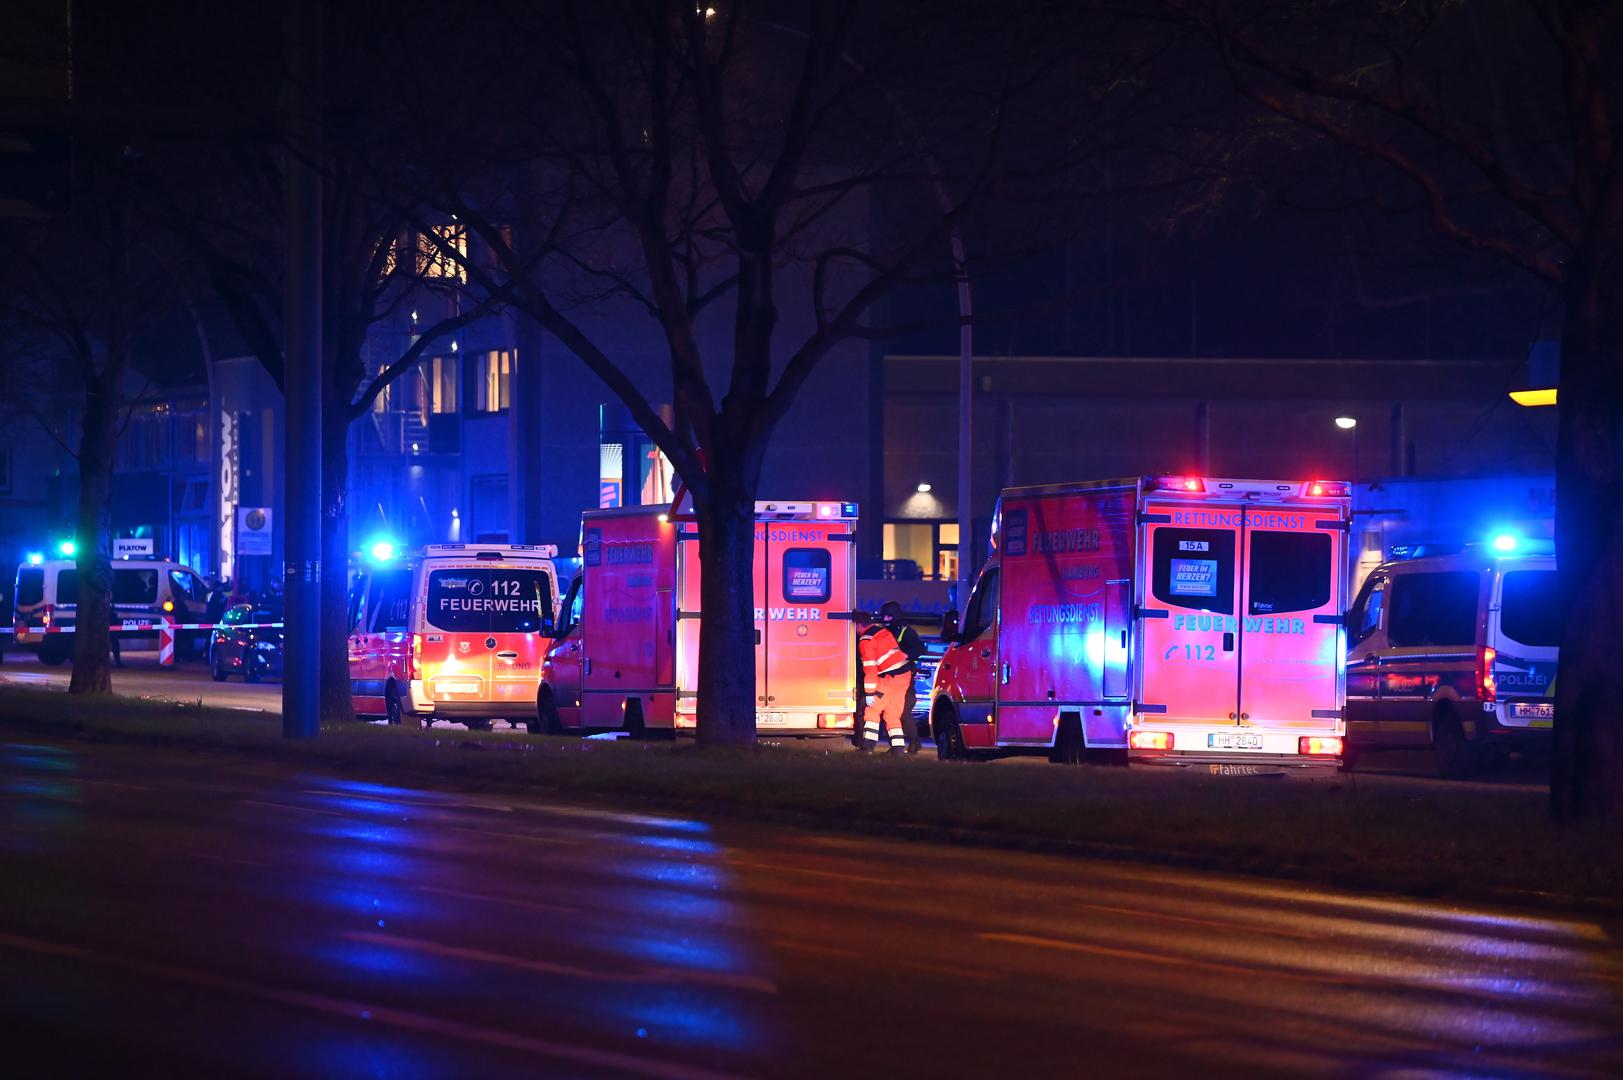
[934,701,966,761]
[1048,713,1084,765]
[210,648,229,682]
[1431,705,1476,780]
[37,640,69,666]
[527,688,565,736]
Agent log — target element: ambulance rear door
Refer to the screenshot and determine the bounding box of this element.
[996,486,1135,747]
[418,558,554,710]
[1136,494,1244,726]
[582,513,667,728]
[759,507,857,729]
[673,517,756,726]
[1237,502,1345,734]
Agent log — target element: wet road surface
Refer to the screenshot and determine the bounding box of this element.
[0,736,1617,1077]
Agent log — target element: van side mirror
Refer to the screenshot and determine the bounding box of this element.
[939,608,960,643]
[540,614,556,637]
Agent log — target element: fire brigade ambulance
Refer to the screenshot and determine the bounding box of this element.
[538,501,858,737]
[931,476,1349,772]
[348,543,561,729]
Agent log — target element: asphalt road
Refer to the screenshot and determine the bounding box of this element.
[1,736,1617,1078]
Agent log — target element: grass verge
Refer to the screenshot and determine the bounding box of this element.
[1,685,1617,911]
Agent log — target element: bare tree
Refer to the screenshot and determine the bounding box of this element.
[381,0,1156,744]
[1172,0,1623,818]
[0,157,190,692]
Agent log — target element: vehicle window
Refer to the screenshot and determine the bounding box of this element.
[1387,571,1479,647]
[348,573,367,631]
[168,570,207,602]
[113,569,160,605]
[15,567,44,607]
[1151,528,1235,614]
[962,568,1000,639]
[425,567,553,633]
[368,568,415,633]
[1500,571,1561,648]
[56,569,78,605]
[1247,532,1331,615]
[1346,574,1386,647]
[782,548,831,604]
[555,577,582,633]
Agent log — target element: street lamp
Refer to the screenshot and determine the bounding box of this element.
[916,482,932,494]
[1334,416,1357,430]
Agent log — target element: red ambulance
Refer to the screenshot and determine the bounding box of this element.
[931,476,1349,772]
[348,543,561,729]
[538,501,858,737]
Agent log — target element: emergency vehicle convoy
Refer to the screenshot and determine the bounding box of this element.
[931,476,1350,772]
[347,543,561,729]
[539,501,858,737]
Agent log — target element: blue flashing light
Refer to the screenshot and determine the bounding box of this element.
[367,539,397,563]
[1490,532,1520,554]
[25,552,44,566]
[57,540,76,558]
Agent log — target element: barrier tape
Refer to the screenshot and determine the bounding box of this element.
[2,621,285,636]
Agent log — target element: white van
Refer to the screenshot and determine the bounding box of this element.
[1345,549,1557,777]
[11,558,211,665]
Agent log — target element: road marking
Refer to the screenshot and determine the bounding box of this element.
[771,938,1002,983]
[0,930,747,1080]
[729,859,904,887]
[979,931,1376,987]
[413,883,580,915]
[239,799,348,818]
[341,931,778,995]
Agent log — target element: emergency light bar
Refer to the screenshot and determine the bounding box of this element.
[1304,481,1351,498]
[754,501,858,520]
[424,543,560,558]
[1144,476,1205,494]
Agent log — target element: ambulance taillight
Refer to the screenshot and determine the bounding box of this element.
[1298,736,1343,756]
[1476,645,1497,704]
[410,634,423,679]
[1128,730,1174,750]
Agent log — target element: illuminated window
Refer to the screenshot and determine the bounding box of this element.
[474,349,512,413]
[417,224,467,282]
[424,355,458,415]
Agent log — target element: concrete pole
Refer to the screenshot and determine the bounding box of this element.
[282,0,322,740]
[954,232,973,605]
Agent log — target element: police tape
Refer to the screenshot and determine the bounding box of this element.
[2,621,286,636]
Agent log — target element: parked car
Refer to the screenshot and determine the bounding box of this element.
[210,602,284,682]
[1344,547,1557,778]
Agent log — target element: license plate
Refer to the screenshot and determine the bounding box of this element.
[438,681,480,695]
[1207,732,1263,750]
[1510,702,1554,720]
[757,711,787,725]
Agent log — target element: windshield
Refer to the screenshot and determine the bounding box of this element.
[1500,570,1560,648]
[426,567,553,633]
[53,567,161,606]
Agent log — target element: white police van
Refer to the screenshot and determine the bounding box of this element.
[12,557,211,665]
[1344,543,1557,778]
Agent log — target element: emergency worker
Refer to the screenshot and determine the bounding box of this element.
[856,610,914,753]
[880,601,926,752]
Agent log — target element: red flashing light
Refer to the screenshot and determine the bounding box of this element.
[1305,481,1350,498]
[1149,476,1205,494]
[1129,730,1174,751]
[1298,735,1343,756]
[1477,645,1497,704]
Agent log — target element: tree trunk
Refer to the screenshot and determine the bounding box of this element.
[68,378,119,694]
[694,479,760,747]
[318,403,354,725]
[1550,288,1623,821]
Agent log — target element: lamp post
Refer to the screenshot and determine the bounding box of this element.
[1335,416,1358,513]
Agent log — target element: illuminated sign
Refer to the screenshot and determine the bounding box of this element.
[218,412,239,580]
[1169,558,1217,597]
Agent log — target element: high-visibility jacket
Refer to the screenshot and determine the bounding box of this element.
[858,622,913,693]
